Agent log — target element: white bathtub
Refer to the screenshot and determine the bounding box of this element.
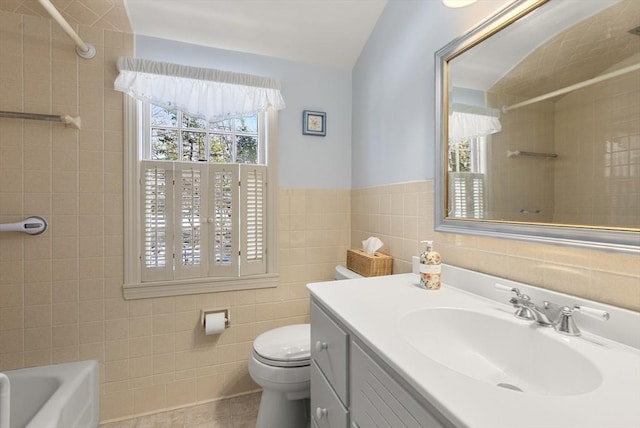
[0,360,99,428]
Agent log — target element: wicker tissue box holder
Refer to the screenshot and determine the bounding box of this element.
[346,249,393,277]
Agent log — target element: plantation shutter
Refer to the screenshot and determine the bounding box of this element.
[209,164,240,277]
[241,165,267,276]
[449,172,485,219]
[174,162,209,279]
[141,160,175,281]
[140,161,267,282]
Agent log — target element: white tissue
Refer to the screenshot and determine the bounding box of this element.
[362,236,384,255]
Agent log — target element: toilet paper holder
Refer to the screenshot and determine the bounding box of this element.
[200,308,230,330]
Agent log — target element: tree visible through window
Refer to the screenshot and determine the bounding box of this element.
[449,139,472,172]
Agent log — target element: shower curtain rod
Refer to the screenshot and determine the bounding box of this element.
[37,0,96,59]
[0,110,82,129]
[502,62,640,113]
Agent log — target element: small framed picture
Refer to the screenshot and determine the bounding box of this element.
[302,110,326,136]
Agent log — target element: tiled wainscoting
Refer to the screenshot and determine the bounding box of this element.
[351,181,640,312]
[351,181,432,274]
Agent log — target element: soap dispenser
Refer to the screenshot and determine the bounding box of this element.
[419,240,441,290]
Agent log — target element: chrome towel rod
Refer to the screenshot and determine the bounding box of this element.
[507,150,558,159]
[0,110,81,129]
[37,0,96,59]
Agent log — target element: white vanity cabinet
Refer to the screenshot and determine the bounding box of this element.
[311,299,452,428]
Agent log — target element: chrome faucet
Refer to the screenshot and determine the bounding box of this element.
[495,283,556,325]
[495,283,610,336]
[508,295,557,326]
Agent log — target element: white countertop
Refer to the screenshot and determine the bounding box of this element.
[307,266,640,428]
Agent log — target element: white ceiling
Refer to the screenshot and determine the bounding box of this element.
[124,0,388,69]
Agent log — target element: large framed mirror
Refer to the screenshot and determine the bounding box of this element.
[435,0,640,253]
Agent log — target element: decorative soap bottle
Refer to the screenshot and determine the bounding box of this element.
[419,240,441,290]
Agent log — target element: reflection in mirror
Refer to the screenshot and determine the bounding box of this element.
[436,0,640,251]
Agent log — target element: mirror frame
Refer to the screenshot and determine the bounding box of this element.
[434,0,639,254]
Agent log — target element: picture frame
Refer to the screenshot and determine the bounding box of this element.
[302,110,326,136]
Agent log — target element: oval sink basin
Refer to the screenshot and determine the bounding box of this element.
[398,307,602,396]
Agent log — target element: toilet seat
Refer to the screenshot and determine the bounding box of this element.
[252,351,310,368]
[253,324,310,368]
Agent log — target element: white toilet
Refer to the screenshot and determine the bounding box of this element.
[249,324,311,428]
[334,264,364,280]
[249,265,361,428]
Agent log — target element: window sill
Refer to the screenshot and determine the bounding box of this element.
[123,274,279,300]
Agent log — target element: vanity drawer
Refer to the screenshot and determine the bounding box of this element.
[311,301,348,403]
[311,361,349,428]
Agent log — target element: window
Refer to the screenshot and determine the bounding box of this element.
[123,101,278,299]
[146,105,263,164]
[448,136,486,219]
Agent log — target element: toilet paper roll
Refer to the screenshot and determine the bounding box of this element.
[204,312,226,335]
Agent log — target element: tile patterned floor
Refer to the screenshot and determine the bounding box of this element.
[100,391,260,428]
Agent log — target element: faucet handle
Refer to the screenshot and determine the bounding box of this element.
[495,284,536,320]
[495,283,524,297]
[555,306,580,336]
[555,305,609,336]
[575,305,610,321]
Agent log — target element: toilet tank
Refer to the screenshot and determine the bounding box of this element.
[335,265,363,280]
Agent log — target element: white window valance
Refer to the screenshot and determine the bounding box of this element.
[449,103,501,142]
[114,57,285,121]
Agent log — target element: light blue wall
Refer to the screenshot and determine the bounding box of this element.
[351,0,510,189]
[136,35,352,189]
